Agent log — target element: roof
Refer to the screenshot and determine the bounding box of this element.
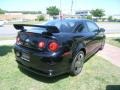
[47,18,93,23]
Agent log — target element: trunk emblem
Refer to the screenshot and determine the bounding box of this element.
[25,38,30,43]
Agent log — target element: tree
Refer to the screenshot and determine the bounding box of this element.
[102,18,106,22]
[108,16,113,22]
[90,9,105,19]
[6,11,42,14]
[86,15,92,20]
[22,11,42,14]
[0,8,5,14]
[46,6,60,16]
[36,15,45,21]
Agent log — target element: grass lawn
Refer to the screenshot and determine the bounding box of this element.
[106,37,120,48]
[0,45,120,90]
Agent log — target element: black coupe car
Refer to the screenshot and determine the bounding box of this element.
[14,19,105,77]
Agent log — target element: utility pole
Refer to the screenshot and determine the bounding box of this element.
[71,0,73,15]
[59,0,62,19]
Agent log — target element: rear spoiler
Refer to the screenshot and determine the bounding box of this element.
[13,24,59,33]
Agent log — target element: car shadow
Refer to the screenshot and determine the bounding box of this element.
[106,85,120,90]
[18,66,69,83]
[0,45,13,56]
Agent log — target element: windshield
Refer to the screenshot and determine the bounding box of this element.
[45,20,77,32]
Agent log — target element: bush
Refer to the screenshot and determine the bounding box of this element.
[102,18,106,22]
[86,15,92,20]
[108,16,113,22]
[36,15,45,21]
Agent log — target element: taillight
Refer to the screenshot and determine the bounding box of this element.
[16,36,20,44]
[38,41,45,48]
[48,41,59,52]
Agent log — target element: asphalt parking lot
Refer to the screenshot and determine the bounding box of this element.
[97,22,120,33]
[0,25,18,37]
[0,22,120,38]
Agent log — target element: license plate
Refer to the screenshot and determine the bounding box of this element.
[21,52,30,62]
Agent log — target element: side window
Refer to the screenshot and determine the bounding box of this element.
[60,22,70,32]
[86,21,99,32]
[76,24,85,32]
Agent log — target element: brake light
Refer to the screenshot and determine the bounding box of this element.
[16,37,20,44]
[38,41,45,48]
[48,41,59,52]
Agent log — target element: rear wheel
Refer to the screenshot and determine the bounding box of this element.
[70,51,84,76]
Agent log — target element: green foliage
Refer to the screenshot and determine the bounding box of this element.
[102,18,106,22]
[108,16,113,21]
[90,9,105,18]
[36,15,45,21]
[0,8,5,14]
[106,38,120,48]
[0,8,42,14]
[22,11,42,14]
[113,18,119,22]
[86,15,92,20]
[47,6,60,16]
[6,11,42,14]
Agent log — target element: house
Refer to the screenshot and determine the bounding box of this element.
[75,10,91,18]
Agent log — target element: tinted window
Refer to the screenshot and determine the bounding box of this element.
[25,27,47,34]
[46,21,62,29]
[76,24,85,32]
[60,22,70,32]
[45,20,76,32]
[86,21,99,32]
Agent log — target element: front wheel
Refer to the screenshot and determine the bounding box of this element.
[70,51,84,76]
[100,39,105,50]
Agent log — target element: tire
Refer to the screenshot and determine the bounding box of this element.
[100,39,105,50]
[70,51,84,76]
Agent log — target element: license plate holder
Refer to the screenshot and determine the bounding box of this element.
[21,52,30,62]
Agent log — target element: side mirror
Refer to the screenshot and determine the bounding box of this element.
[100,28,105,32]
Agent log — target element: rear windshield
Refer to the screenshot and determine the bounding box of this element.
[24,20,77,33]
[45,20,77,32]
[25,27,47,34]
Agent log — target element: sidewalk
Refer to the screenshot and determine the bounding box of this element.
[98,43,120,67]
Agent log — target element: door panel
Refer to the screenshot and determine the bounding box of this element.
[85,21,100,55]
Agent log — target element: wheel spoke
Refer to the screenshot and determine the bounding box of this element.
[74,53,84,72]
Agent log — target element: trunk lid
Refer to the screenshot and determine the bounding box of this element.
[14,24,59,51]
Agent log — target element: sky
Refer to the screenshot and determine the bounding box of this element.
[0,0,120,16]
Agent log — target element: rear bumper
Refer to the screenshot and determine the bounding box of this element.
[14,45,72,77]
